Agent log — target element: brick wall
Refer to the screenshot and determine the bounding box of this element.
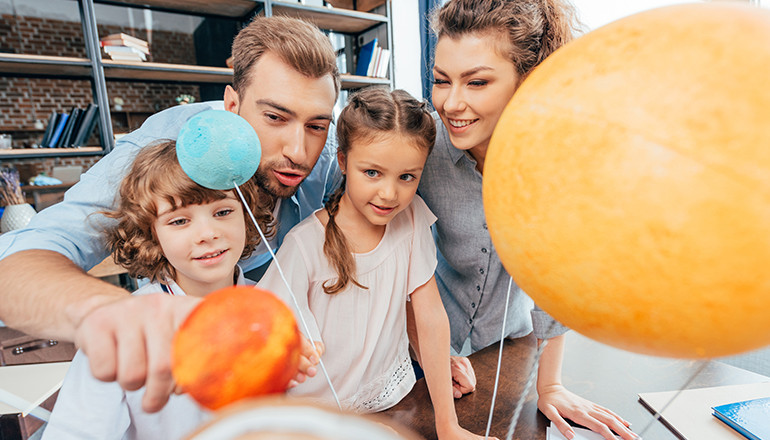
[1,13,205,174]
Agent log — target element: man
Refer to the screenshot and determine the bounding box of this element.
[0,16,340,413]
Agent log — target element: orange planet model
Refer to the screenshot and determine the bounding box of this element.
[172,285,302,410]
[483,3,770,358]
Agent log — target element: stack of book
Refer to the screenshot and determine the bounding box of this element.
[355,38,390,78]
[39,104,99,149]
[100,33,149,62]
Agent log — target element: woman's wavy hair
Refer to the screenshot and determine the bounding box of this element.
[102,140,273,283]
[431,0,583,79]
[322,87,436,295]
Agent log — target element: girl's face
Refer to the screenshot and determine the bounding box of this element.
[153,193,246,297]
[338,134,428,229]
[432,33,521,156]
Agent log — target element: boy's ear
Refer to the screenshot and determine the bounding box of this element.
[337,151,347,174]
[224,85,240,114]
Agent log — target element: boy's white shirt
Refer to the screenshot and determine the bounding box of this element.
[41,266,254,440]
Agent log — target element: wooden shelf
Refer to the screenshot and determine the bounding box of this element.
[340,74,389,88]
[94,0,259,17]
[102,60,233,83]
[0,54,91,78]
[270,2,387,34]
[96,1,387,33]
[0,147,103,159]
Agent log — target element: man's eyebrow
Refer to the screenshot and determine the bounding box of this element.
[255,99,333,121]
[256,99,296,117]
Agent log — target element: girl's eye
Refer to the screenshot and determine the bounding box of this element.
[169,218,188,226]
[265,113,282,122]
[400,174,416,182]
[215,208,234,217]
[469,80,488,87]
[365,169,379,178]
[432,78,449,85]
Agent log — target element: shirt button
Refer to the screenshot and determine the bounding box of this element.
[483,223,488,230]
[476,285,481,291]
[471,302,476,308]
[481,248,488,253]
[479,268,484,274]
[468,318,473,324]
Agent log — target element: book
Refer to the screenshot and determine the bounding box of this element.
[40,111,58,148]
[71,104,98,148]
[104,45,147,61]
[56,107,79,148]
[47,113,69,148]
[713,397,770,440]
[100,32,148,48]
[100,39,149,55]
[376,48,390,78]
[639,382,770,440]
[355,38,378,77]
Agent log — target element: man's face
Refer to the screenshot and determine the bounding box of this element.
[225,52,337,199]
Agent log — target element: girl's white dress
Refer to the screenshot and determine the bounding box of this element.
[258,195,438,412]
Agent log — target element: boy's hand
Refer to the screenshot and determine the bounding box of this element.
[288,338,324,388]
[74,293,201,413]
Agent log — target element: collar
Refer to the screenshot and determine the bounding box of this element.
[161,265,246,296]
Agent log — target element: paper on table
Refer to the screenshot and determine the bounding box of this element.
[0,361,71,420]
[638,382,770,440]
[547,423,621,440]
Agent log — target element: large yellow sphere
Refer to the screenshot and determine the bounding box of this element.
[483,3,770,358]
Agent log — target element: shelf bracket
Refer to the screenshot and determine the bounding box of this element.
[79,0,115,153]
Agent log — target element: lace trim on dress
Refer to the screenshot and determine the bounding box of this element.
[360,355,413,412]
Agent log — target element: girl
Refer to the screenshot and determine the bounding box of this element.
[258,88,491,440]
[42,140,272,440]
[419,1,638,439]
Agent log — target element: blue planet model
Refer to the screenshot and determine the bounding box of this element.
[176,110,261,190]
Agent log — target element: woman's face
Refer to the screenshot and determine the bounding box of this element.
[432,33,521,156]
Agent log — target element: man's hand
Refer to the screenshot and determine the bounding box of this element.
[74,293,200,413]
[288,339,323,388]
[450,355,476,398]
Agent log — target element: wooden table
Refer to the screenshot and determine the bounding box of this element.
[382,332,769,439]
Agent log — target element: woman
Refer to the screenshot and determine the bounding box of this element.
[417,1,639,439]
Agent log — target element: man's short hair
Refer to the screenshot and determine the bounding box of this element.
[231,16,341,98]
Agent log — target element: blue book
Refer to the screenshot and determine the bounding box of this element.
[355,38,378,77]
[47,113,69,148]
[712,397,770,440]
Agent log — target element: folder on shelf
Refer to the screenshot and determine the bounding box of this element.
[712,397,770,440]
[71,104,99,148]
[355,38,378,77]
[40,111,58,148]
[56,107,79,149]
[47,113,69,148]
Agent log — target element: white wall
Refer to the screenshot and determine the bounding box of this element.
[573,0,766,30]
[390,1,423,99]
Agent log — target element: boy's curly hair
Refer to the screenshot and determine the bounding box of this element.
[102,140,274,283]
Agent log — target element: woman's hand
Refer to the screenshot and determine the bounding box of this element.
[537,384,640,440]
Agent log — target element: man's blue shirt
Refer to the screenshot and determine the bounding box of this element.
[0,101,342,272]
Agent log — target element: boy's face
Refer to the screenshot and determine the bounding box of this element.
[153,193,246,297]
[224,51,337,199]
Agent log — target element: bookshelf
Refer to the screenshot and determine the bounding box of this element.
[0,0,394,159]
